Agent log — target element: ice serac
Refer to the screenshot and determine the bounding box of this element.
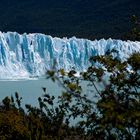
[0,31,140,79]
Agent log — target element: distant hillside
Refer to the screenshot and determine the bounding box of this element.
[0,0,140,39]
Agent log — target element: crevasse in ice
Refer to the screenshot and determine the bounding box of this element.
[0,31,140,79]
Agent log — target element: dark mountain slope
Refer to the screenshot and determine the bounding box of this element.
[0,0,139,39]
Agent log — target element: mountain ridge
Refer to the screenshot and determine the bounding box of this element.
[0,0,140,39]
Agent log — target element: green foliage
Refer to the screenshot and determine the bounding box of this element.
[0,52,140,139]
[125,15,140,41]
[81,53,140,139]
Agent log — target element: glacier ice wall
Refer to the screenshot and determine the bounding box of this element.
[0,31,140,79]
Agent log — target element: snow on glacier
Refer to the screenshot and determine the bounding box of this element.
[0,31,139,79]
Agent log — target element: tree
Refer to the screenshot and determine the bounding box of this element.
[124,15,140,41]
[0,51,139,140]
[47,51,140,139]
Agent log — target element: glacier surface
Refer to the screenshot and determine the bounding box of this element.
[0,32,140,79]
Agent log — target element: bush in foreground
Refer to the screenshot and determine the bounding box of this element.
[0,52,140,140]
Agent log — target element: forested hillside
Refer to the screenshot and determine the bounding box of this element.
[0,0,140,39]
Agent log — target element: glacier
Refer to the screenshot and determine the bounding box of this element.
[0,31,140,79]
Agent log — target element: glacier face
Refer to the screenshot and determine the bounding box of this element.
[0,31,140,79]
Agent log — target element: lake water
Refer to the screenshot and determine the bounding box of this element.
[0,78,104,126]
[0,78,102,107]
[0,78,64,107]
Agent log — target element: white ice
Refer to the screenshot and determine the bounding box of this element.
[0,32,139,79]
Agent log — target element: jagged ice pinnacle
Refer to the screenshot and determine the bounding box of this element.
[0,32,140,79]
